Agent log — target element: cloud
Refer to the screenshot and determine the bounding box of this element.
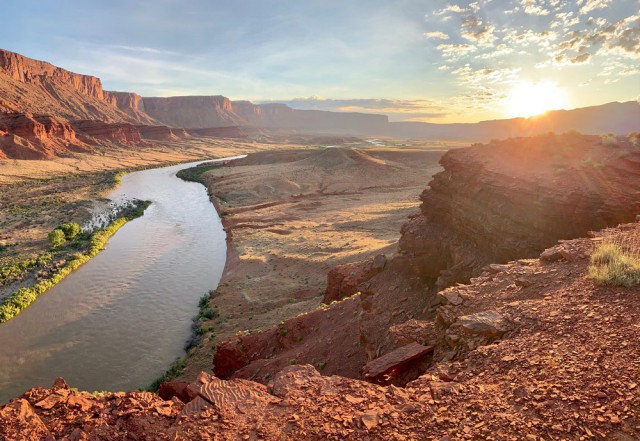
[602,16,640,57]
[579,0,612,15]
[424,31,450,40]
[461,16,497,46]
[434,4,469,15]
[521,0,551,16]
[452,64,521,85]
[436,43,478,60]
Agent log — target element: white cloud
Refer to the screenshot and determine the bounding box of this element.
[424,31,450,40]
[436,43,478,60]
[579,0,613,15]
[521,0,551,16]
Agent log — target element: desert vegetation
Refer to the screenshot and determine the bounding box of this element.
[176,163,222,184]
[0,200,151,322]
[589,229,640,287]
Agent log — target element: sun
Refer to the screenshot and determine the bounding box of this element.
[503,82,569,118]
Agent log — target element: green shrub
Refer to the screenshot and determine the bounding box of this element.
[0,254,52,285]
[57,222,82,240]
[589,234,640,287]
[48,229,66,248]
[0,201,151,323]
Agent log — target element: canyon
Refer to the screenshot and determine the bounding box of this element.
[1,49,638,161]
[1,48,639,439]
[2,140,639,437]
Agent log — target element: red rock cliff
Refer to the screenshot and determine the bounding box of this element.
[104,91,159,125]
[0,113,89,159]
[142,96,243,129]
[0,49,141,123]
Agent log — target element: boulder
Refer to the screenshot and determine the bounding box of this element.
[363,343,434,386]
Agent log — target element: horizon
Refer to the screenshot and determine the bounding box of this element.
[1,0,638,123]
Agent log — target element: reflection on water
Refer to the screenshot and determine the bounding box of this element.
[0,159,233,402]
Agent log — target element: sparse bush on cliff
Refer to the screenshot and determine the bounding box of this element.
[600,133,617,146]
[589,232,640,287]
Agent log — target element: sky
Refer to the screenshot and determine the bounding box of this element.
[1,0,638,123]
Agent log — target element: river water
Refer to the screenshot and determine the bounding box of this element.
[0,159,234,402]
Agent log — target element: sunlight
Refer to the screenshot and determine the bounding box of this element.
[503,82,569,118]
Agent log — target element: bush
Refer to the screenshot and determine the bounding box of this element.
[57,222,82,240]
[589,233,640,287]
[48,229,66,248]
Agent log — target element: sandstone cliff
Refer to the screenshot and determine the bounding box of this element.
[142,96,243,129]
[213,133,640,383]
[0,49,137,123]
[0,113,89,159]
[104,91,159,125]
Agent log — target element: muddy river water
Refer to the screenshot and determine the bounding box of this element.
[0,158,235,402]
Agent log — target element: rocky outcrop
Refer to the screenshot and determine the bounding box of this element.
[397,133,640,289]
[187,126,246,138]
[213,295,366,382]
[137,125,190,141]
[0,113,89,159]
[72,120,144,145]
[142,96,243,129]
[104,91,159,125]
[0,49,141,123]
[323,254,386,303]
[0,49,104,99]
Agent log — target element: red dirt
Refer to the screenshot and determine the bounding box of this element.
[2,224,639,439]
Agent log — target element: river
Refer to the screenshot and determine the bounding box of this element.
[0,158,235,402]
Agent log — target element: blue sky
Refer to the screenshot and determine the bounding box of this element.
[1,0,638,122]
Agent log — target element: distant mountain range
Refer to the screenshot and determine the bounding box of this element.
[0,48,637,159]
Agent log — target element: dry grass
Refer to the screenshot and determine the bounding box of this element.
[589,228,640,287]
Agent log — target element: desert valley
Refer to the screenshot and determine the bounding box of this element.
[1,1,640,439]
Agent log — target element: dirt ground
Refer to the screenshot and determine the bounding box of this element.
[179,143,458,379]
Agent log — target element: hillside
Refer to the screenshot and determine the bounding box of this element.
[206,134,640,383]
[2,218,638,439]
[387,101,640,140]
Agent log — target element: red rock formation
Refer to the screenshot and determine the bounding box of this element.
[0,49,140,123]
[72,120,144,145]
[0,113,89,159]
[397,133,640,289]
[187,126,246,138]
[143,96,244,129]
[0,49,104,99]
[137,125,191,141]
[104,91,159,125]
[323,254,386,303]
[213,295,366,382]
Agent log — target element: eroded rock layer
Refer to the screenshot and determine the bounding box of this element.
[213,133,640,384]
[398,133,640,289]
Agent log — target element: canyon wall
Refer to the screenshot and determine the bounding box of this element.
[142,96,243,129]
[214,133,640,382]
[0,49,137,123]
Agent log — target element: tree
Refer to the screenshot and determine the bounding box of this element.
[48,229,66,248]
